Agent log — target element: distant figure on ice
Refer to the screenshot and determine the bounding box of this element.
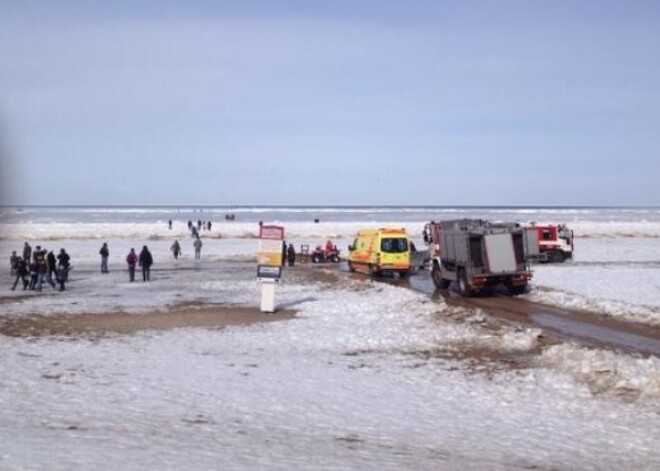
[193,236,202,260]
[126,248,138,282]
[139,246,153,282]
[56,248,70,291]
[171,240,181,259]
[22,241,32,262]
[168,220,172,230]
[282,240,287,267]
[11,257,28,291]
[187,220,193,231]
[207,220,212,231]
[10,250,19,276]
[287,243,296,267]
[197,220,202,231]
[99,242,109,273]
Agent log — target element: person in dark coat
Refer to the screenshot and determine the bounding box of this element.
[46,250,57,288]
[281,240,287,267]
[99,242,109,273]
[138,245,153,282]
[22,242,32,262]
[126,248,138,282]
[11,257,29,291]
[170,240,181,259]
[56,248,70,271]
[10,250,19,276]
[287,243,296,267]
[28,259,38,290]
[56,248,71,291]
[33,246,50,291]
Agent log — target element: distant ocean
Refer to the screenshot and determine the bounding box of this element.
[2,205,659,224]
[1,205,659,240]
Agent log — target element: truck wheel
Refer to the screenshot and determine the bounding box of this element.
[547,251,564,263]
[431,265,450,289]
[312,254,321,263]
[330,254,340,263]
[399,270,409,278]
[509,284,528,296]
[347,261,355,272]
[457,270,473,297]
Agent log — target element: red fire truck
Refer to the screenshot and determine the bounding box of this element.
[527,223,574,263]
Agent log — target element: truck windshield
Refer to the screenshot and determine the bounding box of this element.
[381,238,408,253]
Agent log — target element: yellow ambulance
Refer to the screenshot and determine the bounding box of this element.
[347,228,411,277]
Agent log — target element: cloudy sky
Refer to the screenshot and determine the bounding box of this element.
[1,0,659,206]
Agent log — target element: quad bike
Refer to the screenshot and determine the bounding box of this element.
[311,245,341,263]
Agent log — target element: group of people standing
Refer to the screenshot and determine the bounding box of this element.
[10,242,70,292]
[125,246,153,282]
[282,241,296,267]
[96,239,204,283]
[99,243,154,282]
[185,219,212,238]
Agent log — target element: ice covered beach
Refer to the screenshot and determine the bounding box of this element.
[1,206,660,470]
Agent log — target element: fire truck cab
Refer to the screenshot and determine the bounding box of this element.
[527,223,574,263]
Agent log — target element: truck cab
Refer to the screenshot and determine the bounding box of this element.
[526,223,574,263]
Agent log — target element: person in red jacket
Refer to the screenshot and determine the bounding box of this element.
[325,239,334,255]
[126,248,138,282]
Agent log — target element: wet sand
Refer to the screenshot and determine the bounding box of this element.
[0,305,295,338]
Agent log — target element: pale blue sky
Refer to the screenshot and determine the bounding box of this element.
[1,0,659,206]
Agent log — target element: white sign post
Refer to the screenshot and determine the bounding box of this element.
[260,279,276,313]
[257,225,284,313]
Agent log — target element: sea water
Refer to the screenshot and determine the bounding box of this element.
[1,205,659,241]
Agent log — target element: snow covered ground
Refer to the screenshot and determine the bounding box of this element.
[1,231,660,469]
[529,238,660,326]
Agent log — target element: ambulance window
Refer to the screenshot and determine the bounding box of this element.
[381,238,408,253]
[542,230,551,241]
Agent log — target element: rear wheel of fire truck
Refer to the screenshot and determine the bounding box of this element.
[311,254,322,263]
[552,251,566,263]
[330,254,340,263]
[431,264,450,289]
[457,269,473,297]
[507,282,527,296]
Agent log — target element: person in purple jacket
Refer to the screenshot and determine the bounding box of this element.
[126,248,138,282]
